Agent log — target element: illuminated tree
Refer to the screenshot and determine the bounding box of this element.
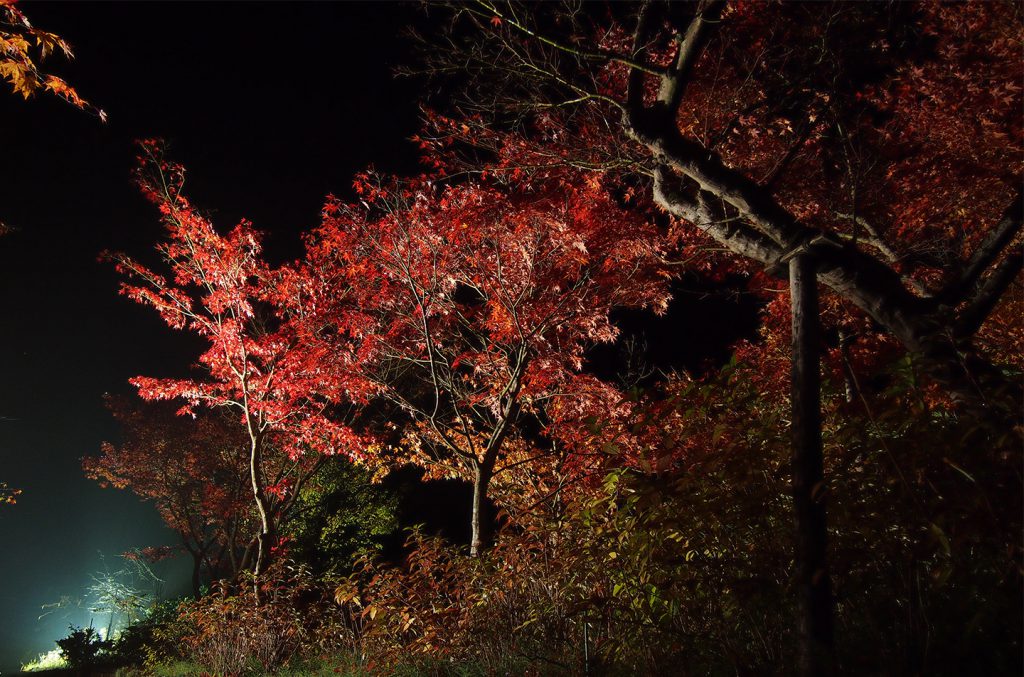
[86,552,165,639]
[303,172,669,554]
[420,0,1021,400]
[109,141,371,583]
[416,1,1022,670]
[84,398,256,596]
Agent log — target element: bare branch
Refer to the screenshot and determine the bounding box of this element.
[626,1,657,112]
[471,0,665,76]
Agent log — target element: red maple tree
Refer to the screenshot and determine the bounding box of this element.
[109,141,372,581]
[301,171,670,554]
[84,398,254,596]
[413,2,1022,670]
[419,0,1021,402]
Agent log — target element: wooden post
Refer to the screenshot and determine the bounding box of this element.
[789,252,834,676]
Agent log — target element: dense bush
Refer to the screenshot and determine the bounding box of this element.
[169,562,355,675]
[328,367,1021,675]
[56,625,112,669]
[110,598,187,669]
[113,367,1020,676]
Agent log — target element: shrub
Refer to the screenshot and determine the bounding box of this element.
[56,625,112,669]
[176,561,354,675]
[333,367,1022,675]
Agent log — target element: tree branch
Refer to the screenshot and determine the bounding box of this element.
[941,188,1024,306]
[652,165,784,264]
[638,128,933,352]
[955,247,1023,339]
[626,1,657,113]
[656,1,726,117]
[470,0,665,76]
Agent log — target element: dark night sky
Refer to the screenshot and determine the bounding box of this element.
[0,3,758,671]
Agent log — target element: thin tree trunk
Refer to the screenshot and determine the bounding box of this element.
[838,329,857,404]
[239,541,255,576]
[182,538,204,599]
[190,551,203,599]
[790,253,834,676]
[226,520,241,576]
[201,548,219,591]
[249,432,274,593]
[469,460,494,557]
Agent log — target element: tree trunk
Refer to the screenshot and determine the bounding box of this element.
[249,432,274,593]
[239,540,254,575]
[225,520,242,577]
[182,538,205,599]
[790,254,834,676]
[190,551,203,599]
[469,460,494,557]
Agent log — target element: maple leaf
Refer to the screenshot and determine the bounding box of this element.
[0,2,103,117]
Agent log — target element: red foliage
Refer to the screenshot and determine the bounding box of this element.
[108,141,377,575]
[84,397,253,579]
[421,1,1022,401]
[110,141,371,464]
[300,171,671,524]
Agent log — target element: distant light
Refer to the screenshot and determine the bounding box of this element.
[20,648,67,672]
